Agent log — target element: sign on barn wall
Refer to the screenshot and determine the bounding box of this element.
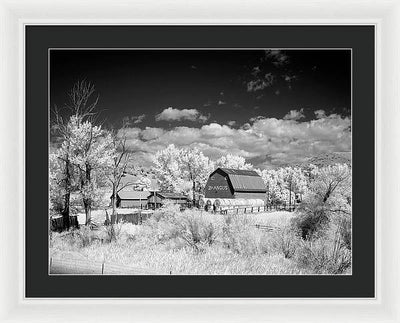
[204,171,234,198]
[207,185,228,191]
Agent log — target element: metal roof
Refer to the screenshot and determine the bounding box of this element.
[151,192,187,199]
[228,174,266,192]
[215,168,267,192]
[219,168,260,176]
[117,190,150,200]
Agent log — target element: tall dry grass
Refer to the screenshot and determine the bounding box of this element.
[50,203,350,275]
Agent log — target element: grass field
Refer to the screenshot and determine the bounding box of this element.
[50,206,350,275]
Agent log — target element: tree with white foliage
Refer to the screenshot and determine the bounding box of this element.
[153,145,214,205]
[180,147,215,204]
[260,166,307,208]
[309,163,351,205]
[215,154,254,170]
[136,176,152,190]
[153,144,187,193]
[259,169,280,204]
[50,81,101,230]
[49,152,73,216]
[67,115,114,225]
[275,166,308,209]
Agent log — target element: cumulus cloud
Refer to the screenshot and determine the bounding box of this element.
[122,114,146,125]
[134,114,146,123]
[122,112,351,169]
[249,116,266,122]
[227,120,236,126]
[155,107,209,122]
[314,109,326,119]
[283,108,305,121]
[141,127,165,141]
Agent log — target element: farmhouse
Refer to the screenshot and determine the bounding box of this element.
[115,190,150,208]
[204,168,267,200]
[147,192,188,209]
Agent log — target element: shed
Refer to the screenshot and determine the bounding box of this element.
[204,168,266,200]
[115,190,150,208]
[147,192,188,209]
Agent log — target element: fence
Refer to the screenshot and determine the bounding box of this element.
[116,211,153,225]
[218,204,296,215]
[50,215,79,231]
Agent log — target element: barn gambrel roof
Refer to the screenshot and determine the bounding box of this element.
[211,168,267,192]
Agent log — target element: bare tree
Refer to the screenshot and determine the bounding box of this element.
[66,80,99,120]
[51,80,101,229]
[106,127,134,224]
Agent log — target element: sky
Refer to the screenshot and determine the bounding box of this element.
[50,49,351,169]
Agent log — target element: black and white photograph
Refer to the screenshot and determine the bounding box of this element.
[49,49,352,276]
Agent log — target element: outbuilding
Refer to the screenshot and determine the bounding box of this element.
[147,192,188,209]
[204,168,267,200]
[115,190,150,208]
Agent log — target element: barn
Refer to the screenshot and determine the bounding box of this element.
[115,190,150,208]
[147,192,188,209]
[204,168,267,200]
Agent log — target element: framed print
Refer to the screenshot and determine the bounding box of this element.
[0,0,399,322]
[25,25,373,298]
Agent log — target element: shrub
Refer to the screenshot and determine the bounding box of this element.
[150,202,181,223]
[202,222,218,245]
[270,226,301,259]
[102,223,123,243]
[339,216,352,250]
[58,226,95,248]
[295,224,351,274]
[176,212,221,251]
[222,214,269,255]
[144,205,222,252]
[292,198,330,240]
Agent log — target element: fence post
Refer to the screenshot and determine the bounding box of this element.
[102,262,105,275]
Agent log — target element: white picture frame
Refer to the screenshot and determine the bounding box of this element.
[0,0,397,321]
